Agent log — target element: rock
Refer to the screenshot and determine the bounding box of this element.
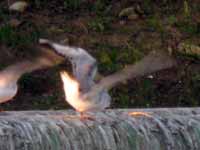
[178,42,200,57]
[119,7,139,20]
[135,4,144,15]
[60,38,70,45]
[119,7,135,18]
[128,14,138,20]
[9,1,28,12]
[9,19,22,27]
[147,75,154,79]
[0,108,200,150]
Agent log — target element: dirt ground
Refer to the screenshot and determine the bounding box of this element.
[0,0,199,110]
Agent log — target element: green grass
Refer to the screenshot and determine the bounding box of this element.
[191,73,200,102]
[90,0,111,15]
[0,9,9,22]
[183,0,190,18]
[176,20,199,35]
[88,17,112,33]
[111,78,155,108]
[0,23,41,48]
[64,0,81,11]
[30,0,50,9]
[0,25,16,46]
[111,87,130,108]
[132,79,155,107]
[96,43,143,75]
[146,15,164,33]
[0,0,199,110]
[176,72,200,107]
[168,15,177,25]
[174,1,199,35]
[98,48,122,74]
[142,0,154,15]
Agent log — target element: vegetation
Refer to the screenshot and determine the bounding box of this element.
[0,0,199,110]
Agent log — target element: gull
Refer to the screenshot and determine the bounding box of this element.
[61,51,176,114]
[39,39,176,117]
[0,44,64,103]
[39,39,111,116]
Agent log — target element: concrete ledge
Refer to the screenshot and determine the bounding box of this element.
[0,108,200,150]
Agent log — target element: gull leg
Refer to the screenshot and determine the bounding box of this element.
[79,112,95,121]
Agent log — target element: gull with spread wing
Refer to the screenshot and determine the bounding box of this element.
[40,39,176,117]
[39,39,111,116]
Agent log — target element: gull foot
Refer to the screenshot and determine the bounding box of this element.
[80,112,95,121]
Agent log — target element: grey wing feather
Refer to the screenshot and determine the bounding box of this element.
[72,53,97,93]
[39,39,111,108]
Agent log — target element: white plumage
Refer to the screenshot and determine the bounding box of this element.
[60,71,111,113]
[40,39,175,115]
[40,39,111,114]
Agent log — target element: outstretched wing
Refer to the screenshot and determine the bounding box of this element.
[92,51,176,91]
[71,51,97,93]
[40,39,111,110]
[39,39,97,92]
